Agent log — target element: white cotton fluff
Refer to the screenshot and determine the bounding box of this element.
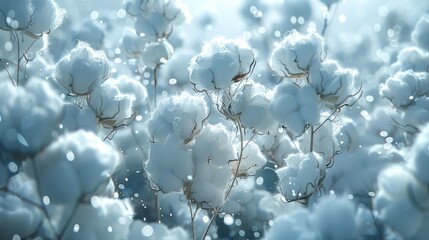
[191,124,236,167]
[141,40,174,68]
[147,91,208,143]
[373,165,429,239]
[88,76,147,128]
[401,97,429,142]
[276,152,324,201]
[380,70,429,108]
[313,197,358,240]
[271,82,320,135]
[0,30,47,64]
[232,141,266,176]
[59,102,98,134]
[189,36,255,91]
[299,120,340,158]
[412,14,429,51]
[120,28,148,58]
[255,133,299,165]
[0,78,63,156]
[229,82,277,132]
[146,134,194,193]
[151,0,191,25]
[62,198,133,240]
[56,42,111,96]
[309,60,357,107]
[409,123,429,184]
[390,47,429,73]
[135,12,171,42]
[0,0,64,34]
[33,130,121,205]
[269,30,326,78]
[0,193,42,239]
[127,220,189,240]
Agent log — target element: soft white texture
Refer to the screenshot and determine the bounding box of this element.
[269,30,326,78]
[33,130,121,205]
[0,193,42,239]
[56,42,111,95]
[62,198,133,240]
[59,102,98,133]
[141,40,174,68]
[231,141,266,176]
[88,76,147,128]
[276,152,324,201]
[271,82,320,135]
[0,78,63,156]
[380,70,429,108]
[120,28,147,58]
[299,120,340,158]
[147,91,208,143]
[309,60,357,107]
[390,47,429,73]
[409,123,429,184]
[373,165,429,238]
[189,36,255,91]
[127,220,189,240]
[412,14,429,51]
[0,30,47,64]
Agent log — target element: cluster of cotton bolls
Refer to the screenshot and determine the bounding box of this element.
[373,124,429,239]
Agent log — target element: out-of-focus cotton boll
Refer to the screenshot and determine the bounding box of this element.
[127,220,189,240]
[269,29,326,78]
[192,124,236,167]
[55,42,111,96]
[379,70,429,108]
[120,28,148,58]
[146,134,194,193]
[313,197,358,240]
[0,78,63,156]
[401,97,429,143]
[141,40,174,69]
[309,60,358,108]
[62,198,133,240]
[160,49,195,87]
[373,165,429,239]
[88,76,146,128]
[135,12,171,42]
[231,141,266,176]
[189,36,255,91]
[229,82,277,132]
[276,152,324,201]
[71,19,105,50]
[0,193,42,240]
[256,134,299,166]
[271,82,320,135]
[390,47,429,73]
[152,0,191,26]
[33,130,121,204]
[412,14,429,51]
[409,123,429,184]
[299,120,340,159]
[147,91,208,143]
[0,30,47,64]
[59,103,98,134]
[0,0,64,34]
[282,0,312,22]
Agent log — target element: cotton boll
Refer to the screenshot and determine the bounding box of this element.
[135,12,171,42]
[0,193,42,239]
[232,141,266,176]
[59,103,98,134]
[127,220,189,240]
[56,42,111,96]
[62,198,133,240]
[189,37,255,91]
[269,29,326,78]
[409,123,429,184]
[390,47,429,73]
[159,49,195,87]
[152,0,191,26]
[373,165,429,238]
[256,134,299,165]
[299,120,340,159]
[120,28,148,58]
[276,152,324,201]
[309,60,357,108]
[71,19,105,50]
[401,97,429,142]
[313,197,358,240]
[412,14,429,51]
[192,124,236,167]
[147,91,208,143]
[0,78,63,156]
[141,40,174,69]
[146,134,194,193]
[33,130,121,204]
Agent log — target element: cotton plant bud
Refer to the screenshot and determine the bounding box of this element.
[56,42,111,96]
[309,60,357,108]
[88,76,147,128]
[189,36,255,91]
[276,152,325,201]
[373,165,429,239]
[146,134,194,193]
[0,0,64,34]
[270,29,326,78]
[271,82,320,135]
[412,14,429,51]
[147,91,208,143]
[32,130,122,205]
[141,39,174,69]
[0,78,63,156]
[379,70,429,108]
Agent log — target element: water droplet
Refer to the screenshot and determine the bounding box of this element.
[187,175,193,181]
[8,162,18,173]
[90,11,99,20]
[107,226,112,232]
[365,95,374,102]
[256,176,264,185]
[169,78,177,85]
[379,131,388,138]
[117,9,126,19]
[224,214,234,225]
[43,196,50,205]
[4,41,12,52]
[142,225,153,237]
[66,151,75,161]
[73,224,80,232]
[17,133,29,147]
[12,234,21,240]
